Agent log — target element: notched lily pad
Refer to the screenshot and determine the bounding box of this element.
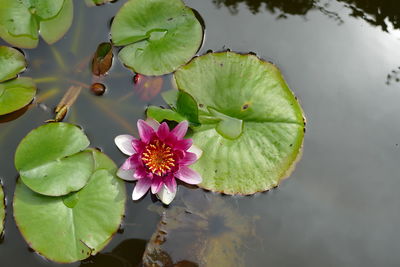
[15,123,93,196]
[174,52,305,194]
[92,42,113,76]
[0,46,27,83]
[13,150,126,263]
[0,77,36,116]
[110,0,204,75]
[0,0,73,48]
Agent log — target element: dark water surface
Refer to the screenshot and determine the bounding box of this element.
[1,0,400,266]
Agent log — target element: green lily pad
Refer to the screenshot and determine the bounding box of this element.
[0,77,36,116]
[40,0,73,45]
[110,0,203,75]
[13,150,126,263]
[0,183,4,236]
[15,123,93,196]
[0,46,27,83]
[0,0,72,48]
[174,52,305,194]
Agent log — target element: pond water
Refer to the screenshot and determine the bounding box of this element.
[1,0,400,266]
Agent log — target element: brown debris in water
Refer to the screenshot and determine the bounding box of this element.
[143,190,258,267]
[47,85,82,122]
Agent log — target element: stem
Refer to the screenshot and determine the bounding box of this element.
[50,46,67,71]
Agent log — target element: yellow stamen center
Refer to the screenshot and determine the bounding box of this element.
[141,140,175,176]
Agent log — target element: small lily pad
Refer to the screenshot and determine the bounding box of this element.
[0,46,27,83]
[15,123,93,196]
[13,150,126,263]
[0,183,4,236]
[0,77,36,116]
[174,52,305,194]
[110,0,203,75]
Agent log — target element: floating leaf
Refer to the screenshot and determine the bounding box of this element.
[174,52,305,194]
[110,0,203,75]
[0,183,4,236]
[92,42,113,76]
[0,0,73,48]
[14,150,126,263]
[0,77,36,116]
[176,90,200,124]
[0,46,27,83]
[15,123,93,196]
[85,0,115,7]
[40,0,74,45]
[147,106,186,123]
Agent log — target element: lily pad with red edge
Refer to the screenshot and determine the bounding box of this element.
[0,0,73,48]
[13,150,126,263]
[173,52,305,195]
[14,123,94,197]
[110,0,203,75]
[0,183,4,236]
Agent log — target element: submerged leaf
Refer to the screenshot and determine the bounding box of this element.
[134,75,163,100]
[174,52,305,194]
[92,42,113,76]
[15,123,93,196]
[0,46,27,83]
[111,0,203,75]
[0,77,36,116]
[14,150,126,263]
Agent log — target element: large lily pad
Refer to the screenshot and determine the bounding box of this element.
[13,150,126,263]
[110,0,203,75]
[174,52,305,194]
[0,46,27,83]
[0,0,73,48]
[0,183,4,236]
[0,77,36,116]
[15,123,93,196]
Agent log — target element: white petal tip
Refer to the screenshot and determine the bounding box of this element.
[115,135,135,155]
[188,144,203,159]
[157,186,176,205]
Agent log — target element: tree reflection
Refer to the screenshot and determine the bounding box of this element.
[213,0,400,32]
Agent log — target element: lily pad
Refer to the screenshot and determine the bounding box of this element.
[13,150,126,263]
[174,52,305,194]
[0,0,73,48]
[0,183,4,236]
[0,77,36,116]
[0,46,27,83]
[110,0,203,75]
[15,123,93,196]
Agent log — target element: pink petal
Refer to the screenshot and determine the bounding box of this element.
[117,168,136,181]
[171,121,188,140]
[134,166,148,179]
[137,119,155,143]
[179,152,197,166]
[187,144,203,159]
[132,139,145,153]
[157,122,170,140]
[156,185,176,205]
[175,166,202,184]
[151,178,164,194]
[121,154,142,170]
[132,178,151,200]
[171,138,193,151]
[115,135,135,155]
[145,118,160,130]
[165,176,177,194]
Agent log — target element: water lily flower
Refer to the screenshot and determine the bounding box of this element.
[115,119,202,205]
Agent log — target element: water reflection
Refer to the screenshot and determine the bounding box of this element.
[213,0,400,32]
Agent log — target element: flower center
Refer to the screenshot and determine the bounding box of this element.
[141,139,176,176]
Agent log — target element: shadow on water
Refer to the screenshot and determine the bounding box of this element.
[213,0,400,32]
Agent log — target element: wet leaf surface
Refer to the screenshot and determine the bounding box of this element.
[92,42,113,76]
[144,190,258,267]
[0,46,26,83]
[15,123,93,196]
[14,150,126,263]
[0,77,36,116]
[174,52,305,194]
[111,0,203,75]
